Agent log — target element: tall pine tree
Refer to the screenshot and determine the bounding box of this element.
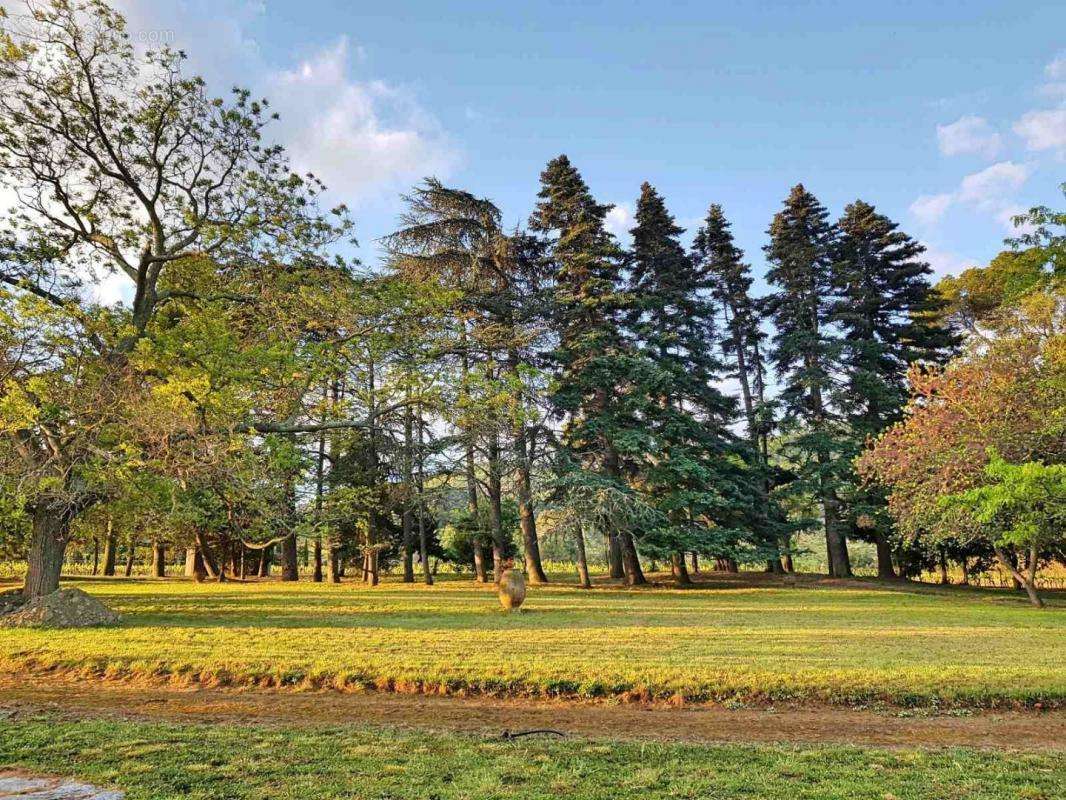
[629,185,753,583]
[529,155,646,584]
[831,200,956,577]
[764,184,852,577]
[692,203,787,572]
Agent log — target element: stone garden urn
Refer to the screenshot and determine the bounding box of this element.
[498,568,527,611]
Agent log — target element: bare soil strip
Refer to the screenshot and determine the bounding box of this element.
[0,675,1061,750]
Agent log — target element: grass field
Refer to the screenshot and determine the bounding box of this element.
[2,574,1063,707]
[2,714,1064,800]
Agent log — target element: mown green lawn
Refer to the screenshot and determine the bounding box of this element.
[2,715,1064,800]
[1,576,1063,706]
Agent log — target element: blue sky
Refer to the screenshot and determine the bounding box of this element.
[117,0,1065,289]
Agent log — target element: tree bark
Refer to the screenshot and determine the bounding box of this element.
[875,531,897,579]
[101,518,117,576]
[22,503,72,598]
[618,530,646,586]
[124,543,136,577]
[938,547,949,585]
[820,487,852,578]
[690,552,699,574]
[258,544,273,578]
[574,521,591,589]
[416,407,433,586]
[402,400,415,583]
[151,540,166,578]
[671,552,692,585]
[195,532,220,579]
[513,425,548,584]
[279,532,299,582]
[606,530,624,580]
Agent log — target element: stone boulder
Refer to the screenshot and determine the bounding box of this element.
[0,587,121,628]
[498,568,527,611]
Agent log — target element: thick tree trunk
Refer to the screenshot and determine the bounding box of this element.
[821,490,852,578]
[101,519,117,576]
[279,532,299,582]
[690,552,699,574]
[938,547,949,585]
[151,540,166,578]
[875,532,897,579]
[671,552,692,585]
[22,503,72,598]
[124,544,136,577]
[618,530,646,586]
[574,521,591,589]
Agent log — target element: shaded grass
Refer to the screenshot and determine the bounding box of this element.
[1,575,1063,707]
[1,714,1064,800]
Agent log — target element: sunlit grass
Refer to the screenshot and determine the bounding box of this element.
[1,575,1063,706]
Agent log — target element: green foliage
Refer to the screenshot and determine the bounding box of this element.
[941,453,1066,553]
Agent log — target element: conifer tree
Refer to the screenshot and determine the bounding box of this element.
[831,200,955,577]
[764,184,852,577]
[529,155,646,584]
[628,184,753,582]
[692,204,786,571]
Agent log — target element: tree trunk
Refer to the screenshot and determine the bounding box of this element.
[101,519,117,576]
[938,547,949,585]
[402,400,415,583]
[22,503,72,598]
[91,537,99,575]
[313,538,324,583]
[514,429,547,584]
[574,521,591,589]
[416,407,433,586]
[258,544,273,578]
[821,489,852,578]
[184,547,198,577]
[690,552,699,574]
[671,552,692,586]
[606,531,624,580]
[618,530,646,586]
[875,531,897,579]
[195,532,220,579]
[151,540,166,578]
[995,546,1043,608]
[124,543,136,577]
[279,532,299,582]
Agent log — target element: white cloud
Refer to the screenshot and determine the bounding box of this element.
[909,162,1031,231]
[909,193,953,225]
[109,1,457,206]
[605,202,634,241]
[936,115,1001,158]
[1013,108,1066,155]
[956,161,1031,209]
[268,39,457,201]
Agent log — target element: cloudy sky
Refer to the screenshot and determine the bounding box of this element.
[110,0,1065,286]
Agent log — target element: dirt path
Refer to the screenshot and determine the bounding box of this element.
[1,675,1062,750]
